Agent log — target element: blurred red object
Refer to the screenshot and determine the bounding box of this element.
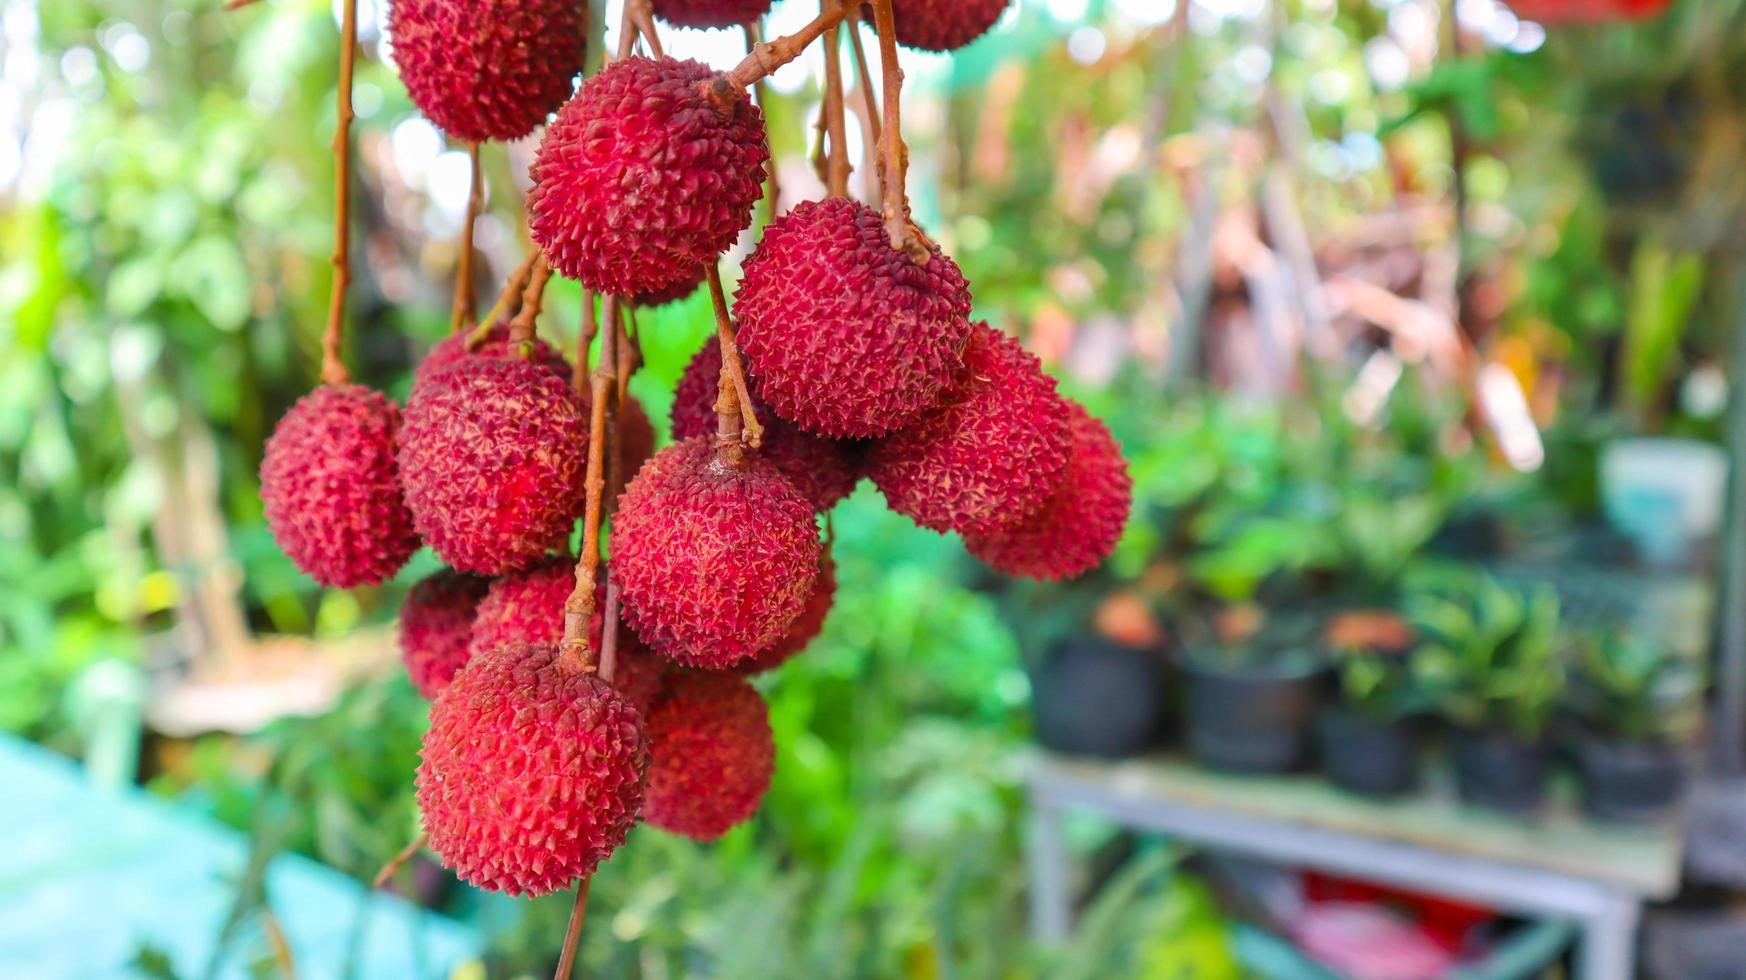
[1508,0,1672,23]
[1304,873,1492,953]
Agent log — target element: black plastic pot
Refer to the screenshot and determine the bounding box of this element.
[1451,730,1552,815]
[1030,636,1168,758]
[1318,709,1420,798]
[1183,659,1324,774]
[1570,734,1688,825]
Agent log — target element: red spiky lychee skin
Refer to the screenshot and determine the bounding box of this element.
[413,323,571,394]
[671,337,861,511]
[736,198,973,438]
[260,384,419,588]
[528,57,769,297]
[631,266,705,308]
[641,671,774,841]
[865,0,1012,52]
[964,402,1132,581]
[386,0,586,143]
[417,642,647,896]
[611,438,821,668]
[867,323,1071,536]
[399,356,585,574]
[399,570,489,699]
[737,553,836,675]
[651,0,774,30]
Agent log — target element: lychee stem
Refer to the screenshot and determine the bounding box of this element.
[716,1,854,100]
[371,831,426,889]
[466,250,538,349]
[506,254,554,353]
[743,21,780,221]
[618,0,663,60]
[448,141,484,335]
[705,262,764,462]
[867,0,930,262]
[574,288,595,394]
[319,0,359,387]
[846,12,883,200]
[559,295,618,672]
[552,877,593,980]
[821,12,852,199]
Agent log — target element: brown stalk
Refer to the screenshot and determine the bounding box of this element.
[559,296,619,672]
[467,249,539,348]
[506,254,554,349]
[448,142,484,334]
[619,0,663,60]
[846,11,883,200]
[744,21,781,219]
[705,263,763,461]
[868,0,927,261]
[320,0,359,386]
[551,877,593,980]
[372,831,427,889]
[574,289,595,393]
[821,11,852,198]
[712,1,854,103]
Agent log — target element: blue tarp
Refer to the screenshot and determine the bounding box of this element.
[0,736,481,979]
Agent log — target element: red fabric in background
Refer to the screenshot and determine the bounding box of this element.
[1303,872,1493,953]
[1508,0,1673,24]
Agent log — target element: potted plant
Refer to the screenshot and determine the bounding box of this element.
[1318,611,1425,798]
[1009,578,1172,759]
[1410,573,1565,814]
[1564,631,1702,823]
[1182,609,1327,774]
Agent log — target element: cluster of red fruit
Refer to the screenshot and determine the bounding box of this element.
[259,0,1128,906]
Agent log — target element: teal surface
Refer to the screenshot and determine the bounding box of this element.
[0,736,480,979]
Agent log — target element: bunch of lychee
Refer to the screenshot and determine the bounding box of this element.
[259,0,1114,903]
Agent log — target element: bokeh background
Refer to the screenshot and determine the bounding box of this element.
[5,0,1746,977]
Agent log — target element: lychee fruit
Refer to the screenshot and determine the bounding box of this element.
[614,393,659,495]
[398,569,490,699]
[651,0,774,30]
[963,402,1132,581]
[260,384,420,588]
[386,0,586,143]
[735,198,973,438]
[737,553,836,675]
[866,322,1071,536]
[528,56,769,297]
[399,355,585,574]
[417,642,647,895]
[610,438,821,668]
[412,322,571,394]
[866,0,1012,52]
[467,555,668,709]
[641,671,774,840]
[671,336,861,511]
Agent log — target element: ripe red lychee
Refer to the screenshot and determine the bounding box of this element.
[615,394,659,493]
[641,671,774,841]
[671,337,861,511]
[737,553,836,674]
[386,0,586,143]
[417,642,647,895]
[398,570,489,699]
[866,0,1012,52]
[735,198,973,438]
[468,556,668,709]
[651,0,774,30]
[413,323,571,394]
[611,438,821,668]
[399,355,585,574]
[964,402,1132,581]
[866,322,1071,536]
[528,57,769,297]
[260,384,419,588]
